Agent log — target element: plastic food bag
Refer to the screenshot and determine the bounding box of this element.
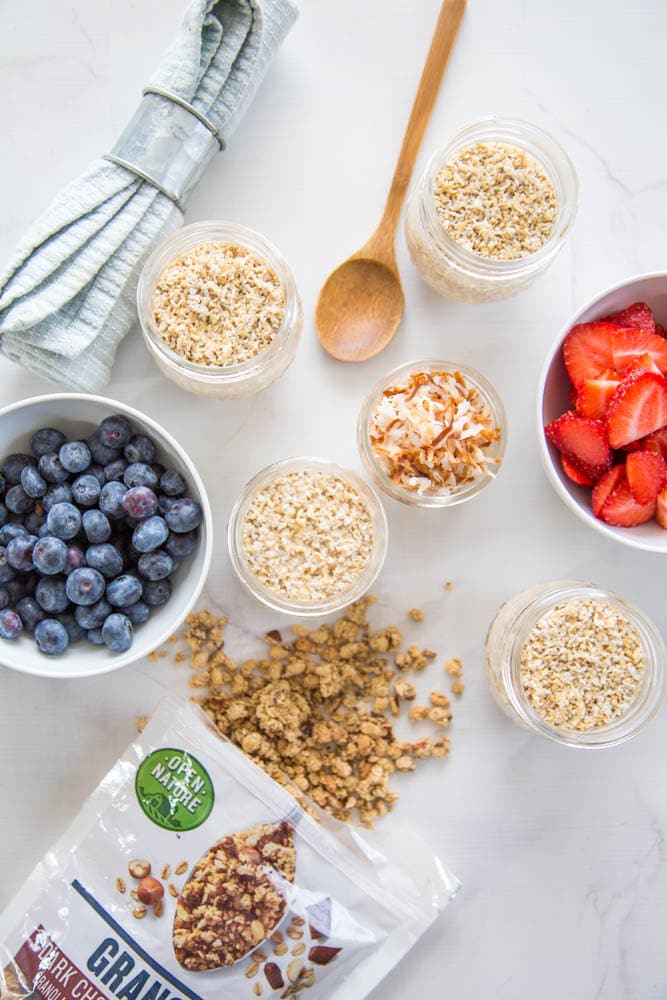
[0,696,459,1000]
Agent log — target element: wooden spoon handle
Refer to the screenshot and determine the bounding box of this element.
[372,0,466,257]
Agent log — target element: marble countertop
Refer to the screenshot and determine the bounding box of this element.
[1,1,667,997]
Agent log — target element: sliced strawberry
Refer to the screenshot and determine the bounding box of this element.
[611,327,667,375]
[563,322,620,386]
[592,465,625,517]
[656,323,667,339]
[626,450,667,505]
[656,488,667,528]
[568,383,578,408]
[638,426,667,460]
[576,374,621,420]
[599,474,656,526]
[561,454,594,486]
[606,371,667,449]
[623,352,662,376]
[612,302,656,336]
[545,412,612,480]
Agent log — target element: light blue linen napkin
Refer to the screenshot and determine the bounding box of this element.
[0,0,297,390]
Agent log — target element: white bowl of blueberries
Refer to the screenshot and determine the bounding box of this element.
[0,394,212,678]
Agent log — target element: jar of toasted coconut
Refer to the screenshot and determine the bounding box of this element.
[484,581,667,748]
[137,222,302,398]
[357,359,506,508]
[405,118,578,303]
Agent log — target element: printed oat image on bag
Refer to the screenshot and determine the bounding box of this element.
[0,696,459,1000]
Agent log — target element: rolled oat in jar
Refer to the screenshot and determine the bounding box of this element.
[404,117,577,302]
[0,696,458,1000]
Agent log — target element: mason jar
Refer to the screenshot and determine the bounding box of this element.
[137,221,302,398]
[484,580,667,748]
[405,118,578,303]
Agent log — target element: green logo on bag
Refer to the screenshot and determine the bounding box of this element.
[135,747,214,831]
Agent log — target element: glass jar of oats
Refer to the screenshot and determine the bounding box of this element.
[405,118,578,303]
[227,457,388,616]
[137,222,303,398]
[484,581,667,748]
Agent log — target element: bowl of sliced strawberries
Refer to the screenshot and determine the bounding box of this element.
[538,273,667,551]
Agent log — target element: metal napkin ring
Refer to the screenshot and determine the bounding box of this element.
[104,88,225,211]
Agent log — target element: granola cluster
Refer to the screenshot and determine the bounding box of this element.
[152,242,286,367]
[174,598,457,827]
[368,369,502,496]
[174,821,296,971]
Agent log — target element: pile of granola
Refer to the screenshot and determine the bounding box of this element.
[166,598,459,827]
[368,368,502,496]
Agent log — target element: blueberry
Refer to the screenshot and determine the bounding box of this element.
[0,523,28,546]
[85,543,123,579]
[43,482,72,512]
[66,567,106,606]
[65,544,86,573]
[102,612,133,652]
[2,453,36,485]
[87,431,121,466]
[0,503,7,527]
[38,453,69,484]
[58,612,86,644]
[19,571,38,597]
[35,576,70,614]
[98,414,133,450]
[5,579,28,604]
[0,475,4,498]
[124,434,156,465]
[160,468,187,497]
[21,465,47,498]
[0,548,16,585]
[0,608,23,639]
[123,462,158,490]
[75,598,112,630]
[0,588,8,610]
[5,485,34,515]
[38,523,51,538]
[121,486,158,520]
[99,481,127,520]
[165,530,198,559]
[104,458,127,483]
[71,474,101,507]
[126,600,150,625]
[87,627,105,645]
[59,440,91,474]
[30,428,66,458]
[6,535,37,572]
[46,502,81,540]
[34,619,69,655]
[164,497,202,534]
[142,577,172,607]
[82,509,111,544]
[132,516,168,553]
[23,512,45,536]
[106,573,142,608]
[89,464,106,487]
[16,596,45,632]
[138,550,174,581]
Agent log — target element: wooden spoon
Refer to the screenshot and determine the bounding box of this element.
[316,0,466,362]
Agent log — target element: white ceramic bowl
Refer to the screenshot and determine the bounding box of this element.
[537,272,667,553]
[0,394,213,678]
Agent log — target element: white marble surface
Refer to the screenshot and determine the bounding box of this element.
[1,0,667,996]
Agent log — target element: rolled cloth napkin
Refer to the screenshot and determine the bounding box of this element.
[0,0,297,390]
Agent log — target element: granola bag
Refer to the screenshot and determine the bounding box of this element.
[0,696,459,1000]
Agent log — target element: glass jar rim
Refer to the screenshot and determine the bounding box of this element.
[357,359,507,508]
[137,220,301,382]
[227,456,389,616]
[420,116,579,278]
[502,581,667,748]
